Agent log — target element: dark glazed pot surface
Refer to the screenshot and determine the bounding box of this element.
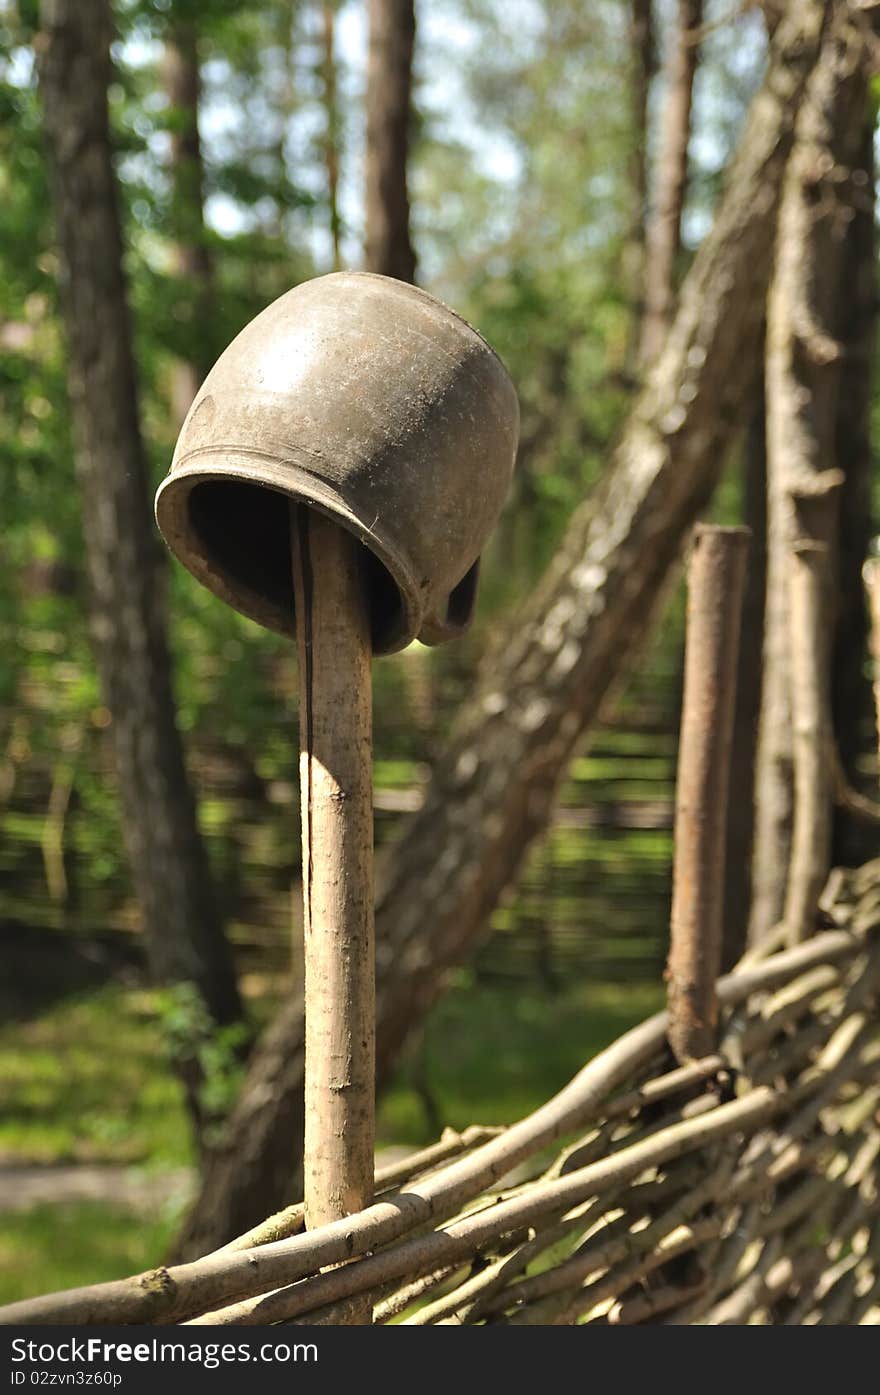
[155,272,519,654]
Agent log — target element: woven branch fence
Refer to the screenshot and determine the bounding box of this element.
[3,858,879,1328]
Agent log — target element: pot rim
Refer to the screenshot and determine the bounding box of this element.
[154,451,426,655]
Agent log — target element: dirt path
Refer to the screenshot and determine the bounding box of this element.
[0,1163,193,1214]
[0,1148,414,1216]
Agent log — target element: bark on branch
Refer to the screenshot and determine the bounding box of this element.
[751,0,874,946]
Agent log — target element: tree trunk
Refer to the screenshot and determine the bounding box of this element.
[639,0,703,366]
[721,375,766,970]
[38,0,243,1146]
[832,109,876,864]
[623,0,656,370]
[784,541,834,940]
[752,0,872,945]
[748,417,794,942]
[171,0,830,1260]
[364,0,416,282]
[321,2,343,271]
[271,0,297,242]
[162,10,213,426]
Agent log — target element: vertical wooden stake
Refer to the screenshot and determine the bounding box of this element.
[783,540,833,944]
[862,556,880,783]
[667,525,750,1064]
[291,505,375,1324]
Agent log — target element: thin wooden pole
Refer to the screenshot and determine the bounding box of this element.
[783,540,833,944]
[291,505,375,1323]
[862,556,880,782]
[667,525,750,1064]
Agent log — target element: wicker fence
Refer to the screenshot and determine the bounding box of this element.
[3,858,878,1328]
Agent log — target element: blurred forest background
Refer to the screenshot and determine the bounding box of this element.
[2,0,879,1300]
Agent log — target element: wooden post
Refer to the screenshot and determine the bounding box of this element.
[863,555,880,783]
[667,525,750,1064]
[783,540,833,944]
[291,506,375,1324]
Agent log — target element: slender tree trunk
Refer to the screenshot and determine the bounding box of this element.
[271,0,297,242]
[162,11,213,426]
[363,0,427,753]
[171,0,830,1259]
[721,376,766,970]
[321,2,342,270]
[623,0,656,370]
[749,404,794,941]
[865,561,880,777]
[784,541,834,940]
[38,0,243,1146]
[832,110,876,863]
[364,0,416,282]
[752,0,871,945]
[639,0,703,366]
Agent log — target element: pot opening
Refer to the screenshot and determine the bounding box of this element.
[186,479,405,651]
[446,559,479,629]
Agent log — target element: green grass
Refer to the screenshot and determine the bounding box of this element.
[378,975,663,1144]
[0,986,193,1167]
[0,1203,179,1306]
[0,974,663,1305]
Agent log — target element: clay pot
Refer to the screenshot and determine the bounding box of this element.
[155,271,518,654]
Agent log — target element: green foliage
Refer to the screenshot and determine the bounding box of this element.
[414,0,637,581]
[153,982,249,1136]
[1,0,767,890]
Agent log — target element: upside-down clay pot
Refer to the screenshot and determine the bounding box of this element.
[154,271,519,655]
